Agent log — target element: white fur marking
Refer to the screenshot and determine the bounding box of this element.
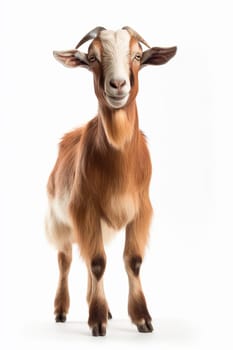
[45,193,74,250]
[52,192,71,225]
[100,30,131,108]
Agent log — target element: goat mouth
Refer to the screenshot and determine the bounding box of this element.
[105,93,129,108]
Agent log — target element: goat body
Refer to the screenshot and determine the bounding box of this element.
[46,27,176,336]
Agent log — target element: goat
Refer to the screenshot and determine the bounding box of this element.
[46,26,177,336]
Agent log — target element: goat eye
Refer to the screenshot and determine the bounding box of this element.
[88,55,96,62]
[134,54,141,61]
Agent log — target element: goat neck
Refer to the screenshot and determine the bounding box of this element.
[98,100,139,151]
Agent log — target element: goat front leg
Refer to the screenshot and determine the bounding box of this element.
[87,271,112,321]
[71,204,109,336]
[124,198,153,333]
[54,244,72,322]
[85,246,109,336]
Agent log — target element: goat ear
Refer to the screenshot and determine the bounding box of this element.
[141,46,177,68]
[53,50,89,68]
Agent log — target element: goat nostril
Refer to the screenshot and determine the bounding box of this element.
[109,79,126,89]
[109,80,117,89]
[119,80,126,88]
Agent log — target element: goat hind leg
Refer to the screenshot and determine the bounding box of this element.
[54,244,72,322]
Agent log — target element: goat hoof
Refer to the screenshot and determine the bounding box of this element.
[137,320,153,333]
[108,311,112,320]
[55,313,67,323]
[92,323,106,336]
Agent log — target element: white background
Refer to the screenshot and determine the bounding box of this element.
[1,0,233,349]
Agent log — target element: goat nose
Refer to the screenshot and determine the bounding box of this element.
[109,79,126,89]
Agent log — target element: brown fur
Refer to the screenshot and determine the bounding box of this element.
[47,38,152,335]
[47,28,176,336]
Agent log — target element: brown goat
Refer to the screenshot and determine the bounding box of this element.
[46,26,177,336]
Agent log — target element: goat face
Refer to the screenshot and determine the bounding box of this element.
[90,29,135,109]
[53,27,177,110]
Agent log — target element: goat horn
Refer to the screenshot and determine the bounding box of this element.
[75,26,106,49]
[122,26,151,48]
